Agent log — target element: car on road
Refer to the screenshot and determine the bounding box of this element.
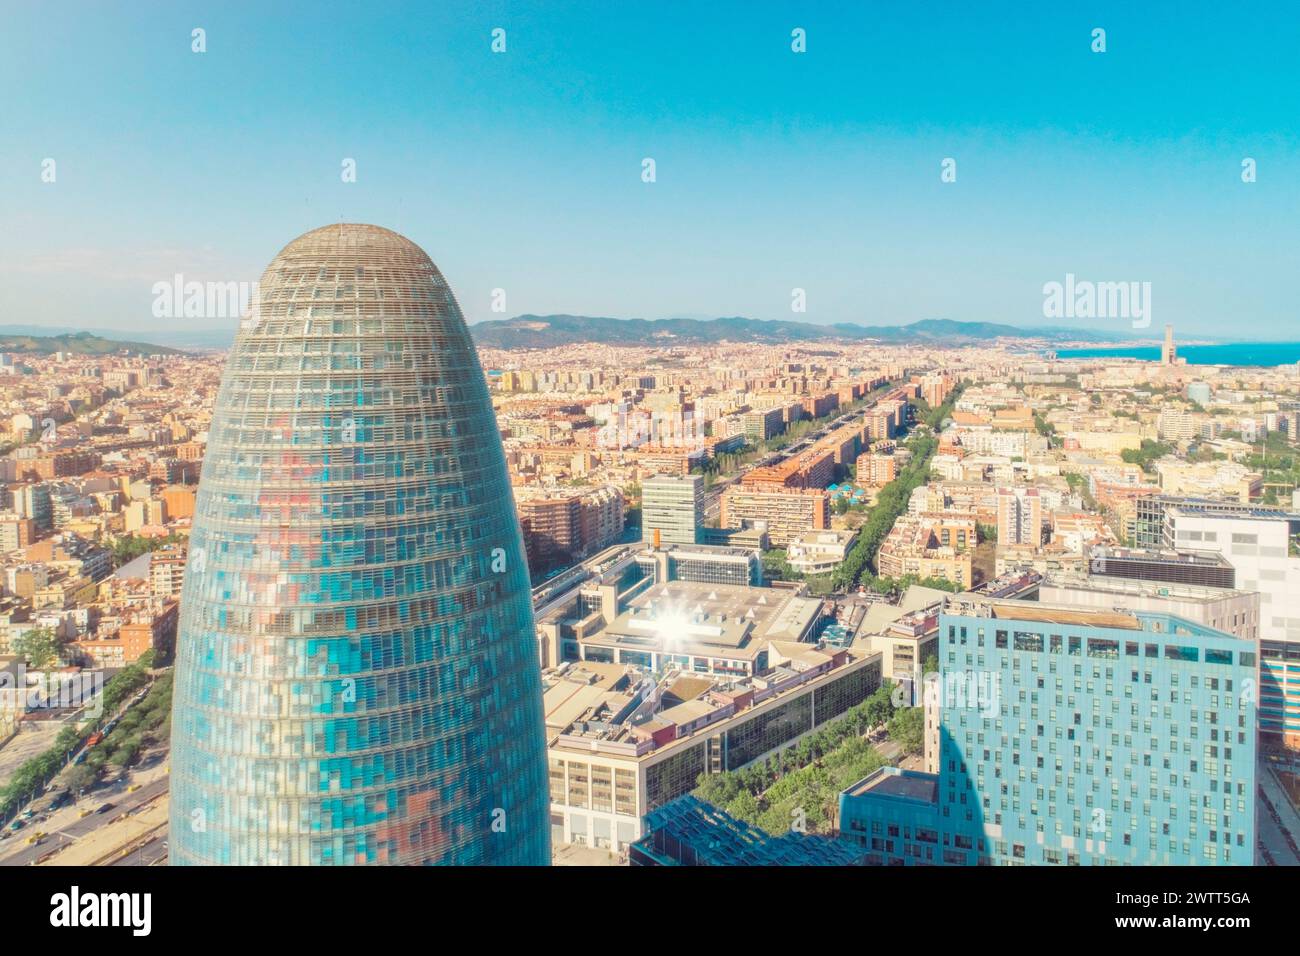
[31,789,70,815]
[94,802,114,815]
[8,819,24,831]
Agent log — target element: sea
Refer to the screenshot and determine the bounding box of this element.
[1054,342,1300,368]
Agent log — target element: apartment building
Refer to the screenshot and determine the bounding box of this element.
[877,515,975,587]
[720,487,830,547]
[786,529,858,576]
[743,446,835,491]
[856,451,898,487]
[1156,460,1262,503]
[743,407,785,442]
[518,485,626,571]
[997,487,1043,546]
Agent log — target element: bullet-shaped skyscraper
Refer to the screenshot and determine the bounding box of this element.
[169,224,549,865]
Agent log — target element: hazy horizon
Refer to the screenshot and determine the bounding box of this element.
[1,315,1290,353]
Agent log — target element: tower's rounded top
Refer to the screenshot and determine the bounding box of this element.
[269,223,432,268]
[243,222,461,338]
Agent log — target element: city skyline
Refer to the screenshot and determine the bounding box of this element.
[2,2,1299,338]
[2,312,1300,876]
[5,0,1300,910]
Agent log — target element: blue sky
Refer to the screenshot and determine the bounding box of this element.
[1,1,1298,340]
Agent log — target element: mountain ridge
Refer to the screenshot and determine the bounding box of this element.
[467,315,1146,349]
[0,329,184,356]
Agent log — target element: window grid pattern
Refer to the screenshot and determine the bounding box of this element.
[169,224,548,865]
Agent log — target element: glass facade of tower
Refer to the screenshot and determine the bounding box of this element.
[169,224,549,865]
[840,603,1257,865]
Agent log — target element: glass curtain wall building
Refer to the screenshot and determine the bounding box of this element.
[840,600,1256,865]
[169,223,548,865]
[641,475,702,547]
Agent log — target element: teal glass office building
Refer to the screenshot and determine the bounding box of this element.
[169,224,549,865]
[840,600,1256,865]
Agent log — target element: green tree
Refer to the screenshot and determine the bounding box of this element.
[922,652,939,677]
[803,574,835,596]
[110,533,184,569]
[107,734,142,768]
[1121,439,1175,474]
[65,762,99,794]
[761,548,798,582]
[830,387,965,591]
[865,684,896,728]
[725,789,761,823]
[888,707,925,756]
[13,626,61,670]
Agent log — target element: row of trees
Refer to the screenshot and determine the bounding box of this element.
[0,651,155,821]
[1243,432,1300,489]
[704,384,897,484]
[110,533,185,570]
[828,383,967,592]
[887,706,925,756]
[706,450,756,478]
[64,669,173,793]
[1063,471,1102,512]
[831,430,938,590]
[693,683,901,835]
[856,573,964,596]
[909,389,963,432]
[0,724,81,822]
[1120,438,1175,474]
